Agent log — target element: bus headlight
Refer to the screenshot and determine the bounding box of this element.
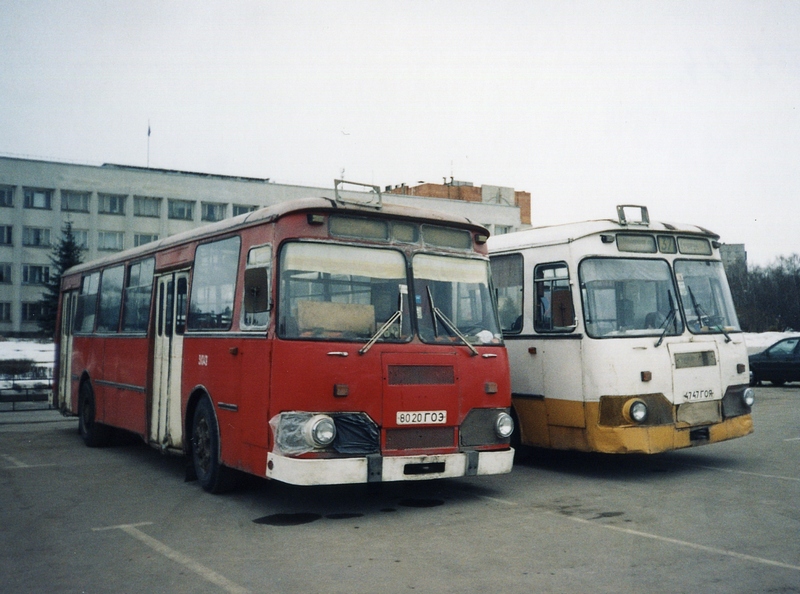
[304,415,337,448]
[494,412,514,439]
[623,399,648,424]
[742,388,755,407]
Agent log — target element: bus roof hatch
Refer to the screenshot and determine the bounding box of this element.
[616,204,650,226]
[334,179,383,209]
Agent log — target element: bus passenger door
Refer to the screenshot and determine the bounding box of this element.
[56,290,77,412]
[151,271,189,449]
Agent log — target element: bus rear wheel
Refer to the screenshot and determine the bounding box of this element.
[191,397,237,493]
[78,381,111,447]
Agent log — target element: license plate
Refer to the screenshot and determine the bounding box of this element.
[396,411,447,425]
[682,388,715,401]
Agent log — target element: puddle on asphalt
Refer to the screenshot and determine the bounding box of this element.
[397,498,445,508]
[253,513,322,526]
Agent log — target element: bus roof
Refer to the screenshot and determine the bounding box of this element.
[64,196,488,278]
[487,216,719,253]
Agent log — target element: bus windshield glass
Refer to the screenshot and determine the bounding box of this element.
[674,260,740,334]
[413,254,502,346]
[580,258,684,338]
[278,242,411,341]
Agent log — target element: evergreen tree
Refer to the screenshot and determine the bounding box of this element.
[38,222,83,337]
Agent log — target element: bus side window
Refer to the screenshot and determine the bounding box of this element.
[96,265,125,333]
[74,271,100,333]
[534,263,575,333]
[188,236,240,331]
[490,253,524,334]
[242,245,271,330]
[122,258,155,333]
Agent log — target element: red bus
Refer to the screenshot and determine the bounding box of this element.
[54,184,514,492]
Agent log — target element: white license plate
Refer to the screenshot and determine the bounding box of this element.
[396,411,447,425]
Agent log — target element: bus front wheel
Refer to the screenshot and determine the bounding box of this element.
[78,381,111,447]
[191,397,237,493]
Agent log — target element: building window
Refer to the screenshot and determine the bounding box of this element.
[168,199,194,221]
[23,227,51,247]
[98,194,126,215]
[0,226,11,246]
[0,263,11,284]
[98,231,124,251]
[233,204,257,217]
[202,202,227,222]
[22,302,47,323]
[23,188,53,210]
[73,229,89,249]
[0,302,10,323]
[22,265,50,285]
[61,191,90,212]
[134,196,162,218]
[0,186,13,208]
[134,233,158,247]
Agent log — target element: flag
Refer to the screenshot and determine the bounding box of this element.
[148,123,151,137]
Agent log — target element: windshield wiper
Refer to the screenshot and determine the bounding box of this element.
[359,310,402,355]
[687,286,731,343]
[427,286,479,356]
[360,292,404,355]
[655,290,678,348]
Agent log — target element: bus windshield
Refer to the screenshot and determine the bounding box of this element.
[674,260,740,334]
[279,242,411,341]
[413,254,502,345]
[580,258,684,338]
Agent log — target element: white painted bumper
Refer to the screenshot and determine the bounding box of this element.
[266,449,514,486]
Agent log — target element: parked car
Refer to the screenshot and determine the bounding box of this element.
[749,336,800,386]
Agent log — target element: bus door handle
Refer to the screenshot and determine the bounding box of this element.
[327,351,349,357]
[229,347,239,356]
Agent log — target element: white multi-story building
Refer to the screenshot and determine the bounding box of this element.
[0,156,529,336]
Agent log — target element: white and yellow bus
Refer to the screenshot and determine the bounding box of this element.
[488,205,754,454]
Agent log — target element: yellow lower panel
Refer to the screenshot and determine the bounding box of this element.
[513,397,754,454]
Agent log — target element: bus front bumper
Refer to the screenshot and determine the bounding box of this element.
[266,449,514,486]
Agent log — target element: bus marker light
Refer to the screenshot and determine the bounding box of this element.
[737,363,746,374]
[640,371,652,382]
[307,213,325,225]
[528,347,537,355]
[743,388,755,407]
[485,382,498,394]
[333,384,349,397]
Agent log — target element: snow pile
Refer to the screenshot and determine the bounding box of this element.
[0,339,55,364]
[0,339,55,390]
[742,332,800,355]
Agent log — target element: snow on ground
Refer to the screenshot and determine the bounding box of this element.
[742,332,800,355]
[0,339,55,364]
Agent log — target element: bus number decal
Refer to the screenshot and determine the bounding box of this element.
[198,354,209,366]
[397,410,447,425]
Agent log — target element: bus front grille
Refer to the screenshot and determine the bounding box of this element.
[385,427,455,450]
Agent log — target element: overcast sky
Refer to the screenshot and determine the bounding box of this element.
[2,1,798,265]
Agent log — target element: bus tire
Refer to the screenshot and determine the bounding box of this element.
[78,381,111,447]
[191,397,237,493]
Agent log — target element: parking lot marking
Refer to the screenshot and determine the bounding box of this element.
[1,453,55,469]
[557,514,800,572]
[1,454,29,467]
[784,437,800,442]
[683,463,800,483]
[93,523,250,594]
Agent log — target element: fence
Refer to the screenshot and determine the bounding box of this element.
[0,363,54,412]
